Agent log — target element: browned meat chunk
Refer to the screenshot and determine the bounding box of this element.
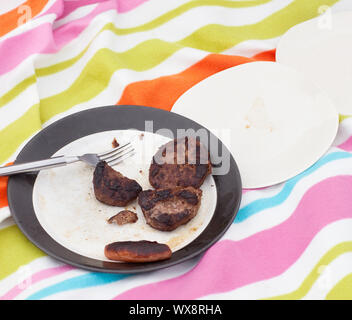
[107,210,138,225]
[149,137,212,189]
[138,187,202,231]
[104,240,172,262]
[112,138,119,148]
[93,161,142,207]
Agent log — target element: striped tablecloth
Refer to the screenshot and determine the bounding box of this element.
[1,0,352,300]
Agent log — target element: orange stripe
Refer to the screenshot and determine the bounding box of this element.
[0,51,275,211]
[0,163,13,208]
[252,49,276,61]
[117,51,276,111]
[0,0,49,37]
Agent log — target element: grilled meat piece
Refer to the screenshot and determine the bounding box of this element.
[107,210,138,225]
[93,161,142,207]
[111,138,119,148]
[149,137,212,189]
[138,187,202,231]
[104,240,172,262]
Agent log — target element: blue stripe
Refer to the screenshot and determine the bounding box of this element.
[235,151,352,223]
[26,152,352,300]
[26,272,130,300]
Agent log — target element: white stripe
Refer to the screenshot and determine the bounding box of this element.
[222,37,279,57]
[5,149,352,297]
[35,9,117,66]
[44,257,198,300]
[242,125,352,208]
[53,3,98,29]
[15,267,87,300]
[0,83,38,131]
[241,182,285,209]
[0,1,27,15]
[0,216,14,230]
[36,0,293,69]
[13,218,352,299]
[240,150,347,210]
[204,219,352,300]
[303,254,352,300]
[0,0,58,42]
[330,0,352,13]
[116,0,191,25]
[0,55,35,98]
[0,0,293,109]
[0,129,41,167]
[333,117,352,147]
[42,47,209,126]
[0,13,57,42]
[224,150,352,241]
[37,31,208,98]
[0,256,67,298]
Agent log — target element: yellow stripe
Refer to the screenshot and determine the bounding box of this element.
[110,0,272,35]
[0,76,36,108]
[340,114,352,122]
[326,273,352,300]
[0,0,341,165]
[0,104,41,164]
[265,242,352,300]
[1,0,337,104]
[39,0,340,123]
[0,225,45,280]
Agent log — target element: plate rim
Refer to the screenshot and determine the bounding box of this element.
[172,61,339,188]
[275,10,352,115]
[7,105,242,274]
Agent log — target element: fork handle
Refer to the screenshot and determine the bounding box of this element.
[0,156,79,176]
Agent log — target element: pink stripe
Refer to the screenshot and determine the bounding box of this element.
[0,0,115,75]
[60,0,108,19]
[53,0,116,48]
[0,0,150,75]
[0,265,74,300]
[338,136,352,152]
[39,0,65,17]
[117,0,150,13]
[60,0,147,19]
[114,175,352,300]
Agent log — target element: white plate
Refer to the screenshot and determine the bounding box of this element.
[172,61,339,188]
[32,130,217,262]
[276,11,352,115]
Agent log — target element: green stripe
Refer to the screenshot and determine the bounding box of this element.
[39,40,179,122]
[178,0,340,52]
[35,25,104,78]
[0,0,341,164]
[0,0,339,107]
[33,0,270,77]
[109,0,272,35]
[340,114,352,122]
[265,242,352,300]
[39,0,339,122]
[0,75,36,109]
[0,0,339,106]
[0,225,45,280]
[36,48,87,78]
[0,104,41,164]
[2,0,271,102]
[326,273,352,300]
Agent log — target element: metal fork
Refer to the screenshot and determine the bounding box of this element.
[0,142,135,176]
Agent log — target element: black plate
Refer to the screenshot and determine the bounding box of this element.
[7,105,242,273]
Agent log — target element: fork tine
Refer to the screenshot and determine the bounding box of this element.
[98,142,131,158]
[107,148,136,166]
[99,145,134,162]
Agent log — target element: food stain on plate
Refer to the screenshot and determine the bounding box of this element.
[32,130,217,262]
